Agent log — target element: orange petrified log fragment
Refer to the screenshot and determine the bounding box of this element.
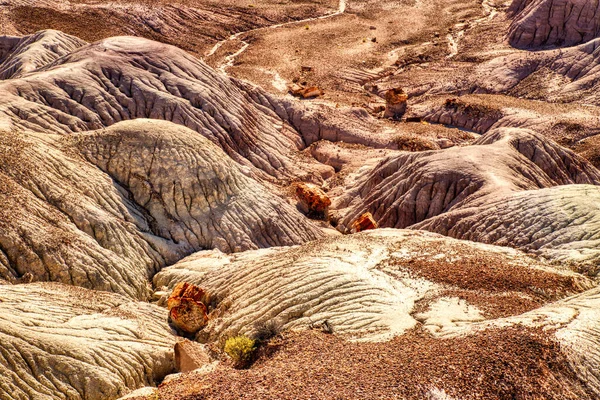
[288,83,324,99]
[384,87,408,119]
[168,282,209,335]
[352,212,378,233]
[295,183,331,214]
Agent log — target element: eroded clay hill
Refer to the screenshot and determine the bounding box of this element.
[1,0,600,398]
[0,32,355,301]
[154,229,591,341]
[0,30,86,79]
[0,118,324,299]
[332,127,600,267]
[415,184,600,269]
[0,283,175,400]
[0,33,336,181]
[478,38,600,104]
[508,0,600,48]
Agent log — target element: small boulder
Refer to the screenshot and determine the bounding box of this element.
[295,183,331,219]
[288,83,324,99]
[437,138,453,149]
[168,282,209,335]
[351,212,378,233]
[384,88,408,119]
[174,340,211,373]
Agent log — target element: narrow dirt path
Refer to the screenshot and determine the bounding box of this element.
[206,0,346,73]
[447,0,499,58]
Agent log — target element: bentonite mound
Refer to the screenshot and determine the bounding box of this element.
[0,128,156,299]
[0,30,86,79]
[414,184,600,269]
[72,119,325,254]
[0,119,324,300]
[0,282,175,400]
[508,0,600,49]
[0,34,328,181]
[154,229,590,342]
[478,37,600,104]
[334,127,600,233]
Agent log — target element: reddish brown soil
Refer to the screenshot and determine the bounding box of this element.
[396,255,581,297]
[155,327,592,399]
[388,245,588,319]
[11,6,138,43]
[441,289,544,319]
[4,1,336,57]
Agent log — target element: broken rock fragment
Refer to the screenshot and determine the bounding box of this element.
[289,83,324,98]
[295,182,332,219]
[384,87,408,118]
[174,340,211,373]
[351,212,378,233]
[168,282,209,335]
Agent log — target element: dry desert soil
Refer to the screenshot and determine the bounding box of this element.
[2,0,600,399]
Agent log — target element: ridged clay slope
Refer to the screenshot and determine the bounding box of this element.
[0,119,324,300]
[478,37,600,104]
[508,0,600,49]
[414,184,600,269]
[154,229,590,341]
[0,34,328,181]
[334,127,600,230]
[333,128,600,266]
[408,95,600,142]
[0,282,175,400]
[0,30,86,79]
[72,119,325,254]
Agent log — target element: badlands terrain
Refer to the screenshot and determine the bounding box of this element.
[1,0,600,398]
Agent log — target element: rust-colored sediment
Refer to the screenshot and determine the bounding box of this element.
[156,326,592,399]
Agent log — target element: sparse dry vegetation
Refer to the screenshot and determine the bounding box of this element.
[224,336,257,368]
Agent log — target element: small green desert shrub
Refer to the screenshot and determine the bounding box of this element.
[224,335,256,368]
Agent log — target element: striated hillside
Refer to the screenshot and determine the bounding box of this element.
[1,0,600,398]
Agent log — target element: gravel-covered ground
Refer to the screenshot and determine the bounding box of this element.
[155,326,593,399]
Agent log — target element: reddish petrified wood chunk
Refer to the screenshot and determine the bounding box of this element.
[168,282,209,335]
[352,212,378,233]
[295,183,331,216]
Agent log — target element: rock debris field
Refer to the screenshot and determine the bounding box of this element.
[1,0,600,399]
